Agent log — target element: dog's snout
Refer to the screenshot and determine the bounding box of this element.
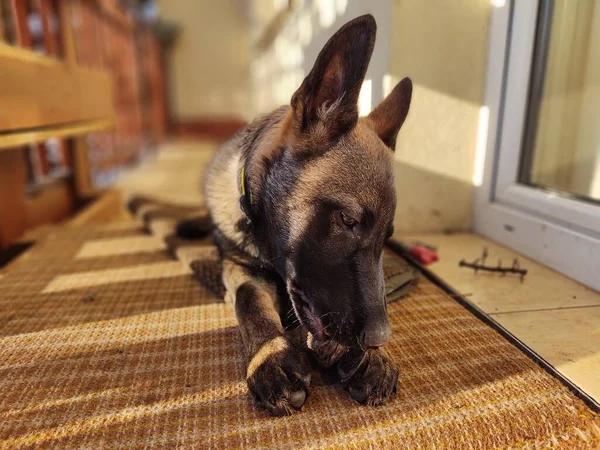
[360,315,391,348]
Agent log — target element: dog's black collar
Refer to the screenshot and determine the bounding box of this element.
[239,164,254,219]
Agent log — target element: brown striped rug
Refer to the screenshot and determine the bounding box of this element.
[0,221,599,449]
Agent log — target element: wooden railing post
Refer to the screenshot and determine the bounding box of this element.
[0,2,5,41]
[9,0,31,48]
[58,0,77,63]
[36,0,57,56]
[0,150,28,249]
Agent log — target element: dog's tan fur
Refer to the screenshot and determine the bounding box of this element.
[246,336,289,378]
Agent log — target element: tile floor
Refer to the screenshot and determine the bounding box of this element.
[401,232,600,403]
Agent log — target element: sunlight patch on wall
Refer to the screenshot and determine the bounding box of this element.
[383,74,397,98]
[392,81,481,185]
[592,165,600,199]
[273,0,288,10]
[473,106,490,187]
[316,0,336,29]
[491,0,506,7]
[298,11,313,46]
[359,79,373,116]
[335,0,348,16]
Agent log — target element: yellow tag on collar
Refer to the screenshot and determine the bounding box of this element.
[240,165,252,204]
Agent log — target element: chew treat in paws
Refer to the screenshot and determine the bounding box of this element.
[306,332,314,350]
[306,332,349,368]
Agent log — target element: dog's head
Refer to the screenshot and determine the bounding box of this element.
[251,15,412,350]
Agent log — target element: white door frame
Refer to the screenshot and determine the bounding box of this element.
[474,1,600,291]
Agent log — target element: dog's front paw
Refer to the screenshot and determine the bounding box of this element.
[337,348,399,406]
[246,336,312,416]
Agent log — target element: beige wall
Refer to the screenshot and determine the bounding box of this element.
[389,0,491,233]
[158,0,251,120]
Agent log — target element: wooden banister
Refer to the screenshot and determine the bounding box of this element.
[0,0,169,248]
[37,0,58,56]
[0,44,114,132]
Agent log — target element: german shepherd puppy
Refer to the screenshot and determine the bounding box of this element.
[202,14,412,416]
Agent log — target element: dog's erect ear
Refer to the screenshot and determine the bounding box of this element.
[367,77,412,150]
[291,14,376,140]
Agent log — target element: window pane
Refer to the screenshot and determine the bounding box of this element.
[521,0,600,202]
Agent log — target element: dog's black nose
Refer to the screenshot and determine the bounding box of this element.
[360,317,391,348]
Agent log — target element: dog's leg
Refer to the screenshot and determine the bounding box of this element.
[222,259,312,416]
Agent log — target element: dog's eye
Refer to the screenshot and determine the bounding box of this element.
[340,211,357,228]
